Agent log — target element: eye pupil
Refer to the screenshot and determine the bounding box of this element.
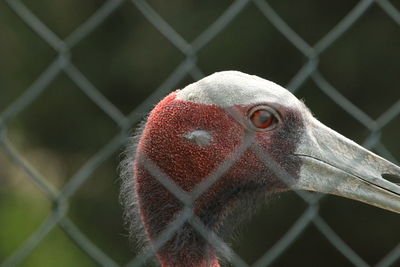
[250,109,276,129]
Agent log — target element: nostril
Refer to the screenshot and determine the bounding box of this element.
[381,173,400,185]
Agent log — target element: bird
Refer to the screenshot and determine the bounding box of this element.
[120,71,400,267]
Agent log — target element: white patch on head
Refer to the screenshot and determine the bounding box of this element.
[183,130,212,146]
[176,71,301,108]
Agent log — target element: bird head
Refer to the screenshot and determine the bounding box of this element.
[122,71,400,267]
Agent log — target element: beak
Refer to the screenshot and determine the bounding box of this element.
[291,117,400,214]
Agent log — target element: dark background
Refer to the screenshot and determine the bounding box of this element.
[1,0,400,266]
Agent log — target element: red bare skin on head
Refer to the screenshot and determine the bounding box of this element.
[137,92,244,191]
[134,92,302,267]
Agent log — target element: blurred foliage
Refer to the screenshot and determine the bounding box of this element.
[1,0,400,266]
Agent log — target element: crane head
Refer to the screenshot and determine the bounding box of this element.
[121,71,400,267]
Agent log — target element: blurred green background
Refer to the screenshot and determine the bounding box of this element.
[1,0,400,266]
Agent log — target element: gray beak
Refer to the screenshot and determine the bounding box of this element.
[291,117,400,214]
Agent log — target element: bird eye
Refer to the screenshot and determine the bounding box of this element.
[248,106,279,130]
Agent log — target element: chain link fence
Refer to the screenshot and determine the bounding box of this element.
[1,0,400,266]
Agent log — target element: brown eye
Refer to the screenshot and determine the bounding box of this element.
[249,108,278,130]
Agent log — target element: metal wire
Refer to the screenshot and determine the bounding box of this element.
[1,0,400,266]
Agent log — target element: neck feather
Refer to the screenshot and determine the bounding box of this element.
[158,251,220,267]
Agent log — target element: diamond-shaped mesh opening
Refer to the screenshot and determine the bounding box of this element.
[267,0,360,45]
[319,6,400,118]
[297,79,369,142]
[0,7,56,112]
[230,192,308,264]
[6,74,119,186]
[273,224,354,267]
[21,0,109,39]
[319,195,400,265]
[145,0,233,41]
[72,2,185,115]
[20,226,98,267]
[198,4,304,83]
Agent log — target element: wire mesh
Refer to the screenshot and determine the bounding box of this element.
[1,0,400,266]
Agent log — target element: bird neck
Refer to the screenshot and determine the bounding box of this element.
[161,261,220,267]
[148,221,221,267]
[158,250,220,267]
[159,257,220,267]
